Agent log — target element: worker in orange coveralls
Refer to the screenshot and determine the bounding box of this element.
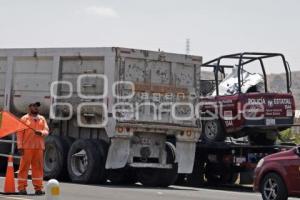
[17,102,49,195]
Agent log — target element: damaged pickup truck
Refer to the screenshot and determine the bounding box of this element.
[199,53,295,144]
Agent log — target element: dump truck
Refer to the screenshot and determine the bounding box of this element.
[0,47,202,187]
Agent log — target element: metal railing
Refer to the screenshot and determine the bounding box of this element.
[0,135,21,159]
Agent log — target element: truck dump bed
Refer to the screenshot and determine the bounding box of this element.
[0,47,202,127]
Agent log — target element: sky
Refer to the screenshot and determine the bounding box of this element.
[0,0,299,73]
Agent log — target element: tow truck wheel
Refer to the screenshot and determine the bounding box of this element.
[203,119,225,142]
[261,173,288,200]
[67,139,106,184]
[137,142,178,187]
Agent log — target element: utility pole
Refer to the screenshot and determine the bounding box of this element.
[186,38,190,55]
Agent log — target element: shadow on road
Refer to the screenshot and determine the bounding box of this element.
[62,180,254,193]
[1,174,254,194]
[88,182,199,191]
[199,184,254,193]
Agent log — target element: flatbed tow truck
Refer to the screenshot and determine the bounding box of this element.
[177,52,298,187]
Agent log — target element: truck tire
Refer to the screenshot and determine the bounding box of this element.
[107,168,137,185]
[44,136,74,180]
[67,139,106,184]
[62,136,75,150]
[91,139,108,184]
[92,139,109,156]
[248,133,276,145]
[60,136,75,180]
[137,142,178,187]
[261,173,288,200]
[203,119,225,142]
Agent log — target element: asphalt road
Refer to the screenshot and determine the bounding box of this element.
[0,178,299,200]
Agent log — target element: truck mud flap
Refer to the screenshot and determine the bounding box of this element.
[105,138,130,169]
[176,141,196,174]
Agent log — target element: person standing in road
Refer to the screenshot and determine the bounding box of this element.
[17,102,49,195]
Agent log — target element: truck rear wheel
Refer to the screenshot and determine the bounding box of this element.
[137,142,178,187]
[203,119,225,142]
[44,136,74,180]
[67,139,106,184]
[91,139,108,184]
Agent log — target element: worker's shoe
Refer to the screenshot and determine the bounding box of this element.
[19,190,27,195]
[35,190,45,195]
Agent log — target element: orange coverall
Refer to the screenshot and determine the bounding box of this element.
[17,114,49,192]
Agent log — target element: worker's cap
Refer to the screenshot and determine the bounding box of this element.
[28,102,41,107]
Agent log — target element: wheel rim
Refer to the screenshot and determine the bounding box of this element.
[71,149,88,176]
[44,144,58,172]
[204,121,218,140]
[263,178,279,200]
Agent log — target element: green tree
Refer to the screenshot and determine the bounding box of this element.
[279,128,300,144]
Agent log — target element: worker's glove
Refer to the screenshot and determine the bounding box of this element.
[35,131,43,136]
[18,149,24,156]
